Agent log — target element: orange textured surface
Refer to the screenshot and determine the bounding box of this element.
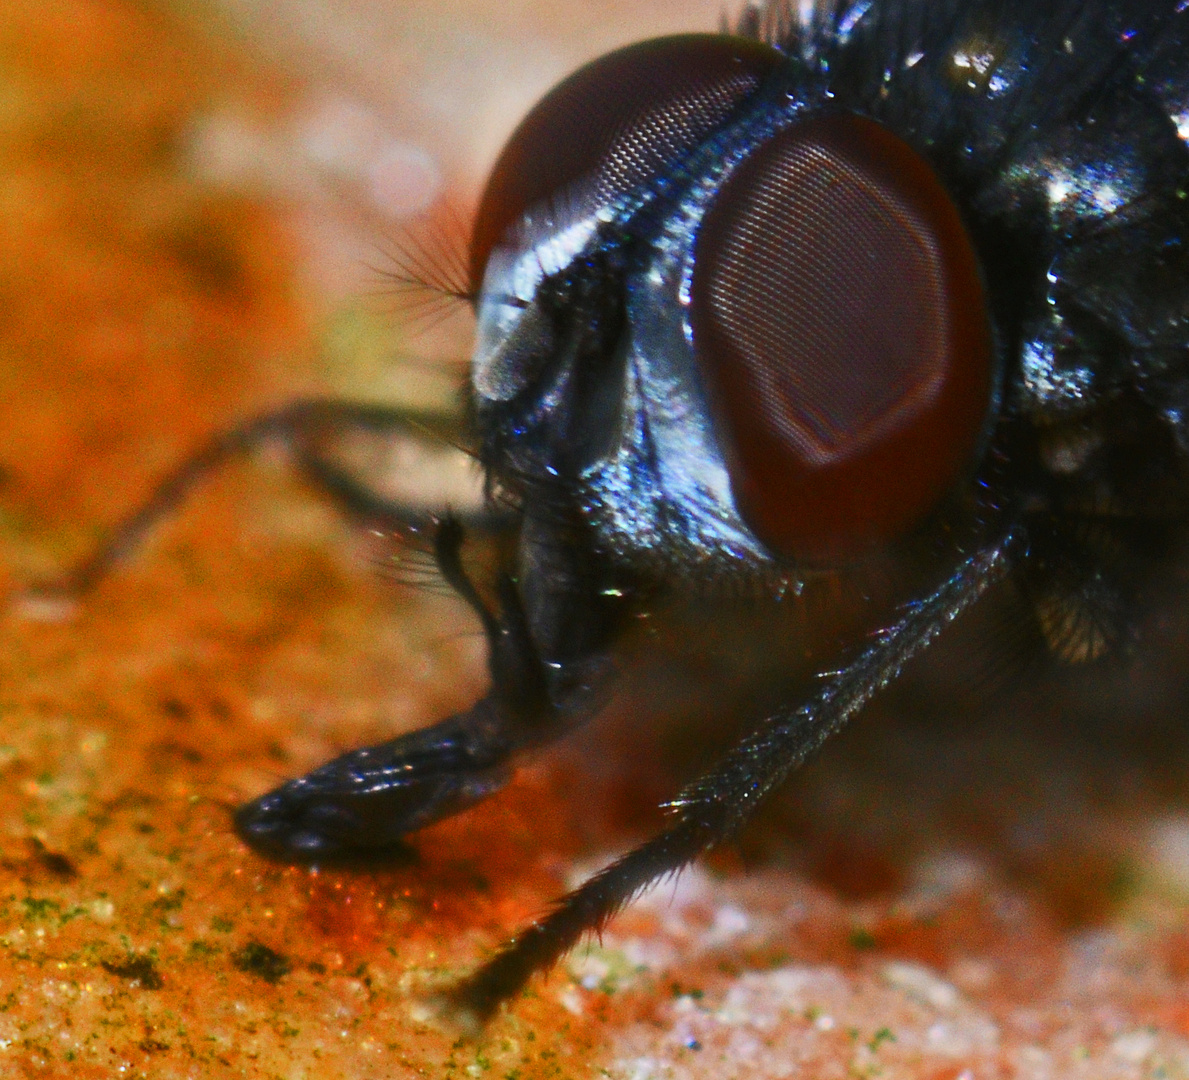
[5,2,1189,1079]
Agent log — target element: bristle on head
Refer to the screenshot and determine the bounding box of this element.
[372,199,475,329]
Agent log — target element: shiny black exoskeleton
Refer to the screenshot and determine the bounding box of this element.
[47,0,1189,1026]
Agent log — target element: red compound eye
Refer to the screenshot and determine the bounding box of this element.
[469,34,784,295]
[691,114,993,563]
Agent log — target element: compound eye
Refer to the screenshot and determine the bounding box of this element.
[691,114,993,563]
[469,33,784,295]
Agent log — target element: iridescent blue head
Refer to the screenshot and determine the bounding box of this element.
[467,32,994,573]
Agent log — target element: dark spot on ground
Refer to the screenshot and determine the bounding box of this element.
[232,940,292,984]
[26,838,79,880]
[102,954,164,990]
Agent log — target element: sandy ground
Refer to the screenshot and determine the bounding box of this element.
[3,1,1189,1077]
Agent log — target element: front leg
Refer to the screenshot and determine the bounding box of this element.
[23,399,505,604]
[234,515,610,861]
[445,530,1022,1028]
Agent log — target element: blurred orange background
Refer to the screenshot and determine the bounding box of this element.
[5,1,1189,1077]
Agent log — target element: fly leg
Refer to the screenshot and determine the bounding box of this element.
[443,530,1022,1029]
[233,515,596,861]
[27,398,504,601]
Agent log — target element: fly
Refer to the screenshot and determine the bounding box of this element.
[30,0,1189,1030]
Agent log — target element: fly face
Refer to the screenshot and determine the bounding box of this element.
[36,0,1189,1033]
[468,32,998,580]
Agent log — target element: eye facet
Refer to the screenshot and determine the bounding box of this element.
[691,113,993,563]
[468,33,784,295]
